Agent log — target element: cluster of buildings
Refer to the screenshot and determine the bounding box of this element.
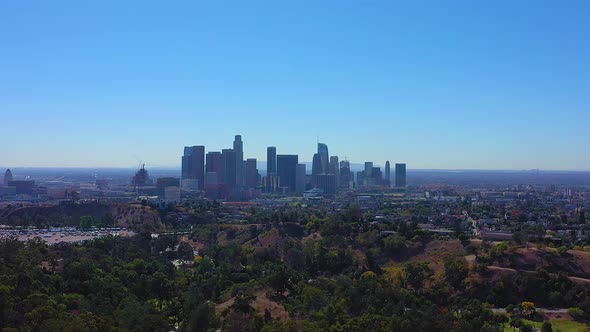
[0,169,37,200]
[0,135,408,203]
[179,134,407,200]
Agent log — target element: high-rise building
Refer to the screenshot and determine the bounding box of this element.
[395,163,407,187]
[356,171,365,186]
[339,160,351,188]
[296,163,306,194]
[267,147,277,175]
[181,146,205,190]
[316,174,337,195]
[233,135,244,186]
[3,169,13,187]
[266,147,277,192]
[277,154,298,192]
[385,161,391,182]
[318,143,329,174]
[206,152,222,184]
[372,167,382,183]
[364,162,373,178]
[363,162,373,185]
[221,149,237,188]
[245,158,258,188]
[312,153,322,176]
[329,156,339,186]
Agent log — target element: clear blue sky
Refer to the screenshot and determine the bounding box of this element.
[1,1,589,170]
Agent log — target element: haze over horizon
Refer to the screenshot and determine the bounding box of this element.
[1,1,589,170]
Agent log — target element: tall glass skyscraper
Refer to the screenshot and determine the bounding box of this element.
[277,154,298,192]
[221,149,237,188]
[395,163,407,187]
[317,143,329,174]
[233,135,244,186]
[267,147,277,175]
[181,146,205,190]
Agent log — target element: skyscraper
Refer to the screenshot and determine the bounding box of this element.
[316,174,337,195]
[3,169,13,187]
[372,167,382,183]
[181,146,205,190]
[364,162,373,185]
[385,161,391,182]
[329,156,339,186]
[221,149,237,188]
[364,162,373,178]
[395,163,407,187]
[233,135,244,186]
[339,160,351,188]
[277,154,298,192]
[245,158,258,188]
[296,163,306,194]
[317,143,329,174]
[312,153,322,176]
[267,147,277,174]
[206,151,222,184]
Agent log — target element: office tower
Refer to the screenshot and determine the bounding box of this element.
[296,163,306,194]
[316,174,337,195]
[267,147,277,175]
[234,135,244,186]
[356,171,366,186]
[206,151,223,184]
[221,149,237,188]
[266,147,278,192]
[317,143,329,174]
[339,160,351,188]
[3,169,13,187]
[245,158,258,188]
[181,146,205,190]
[329,156,339,186]
[372,167,382,183]
[385,161,391,181]
[395,163,407,187]
[364,162,373,178]
[312,154,322,175]
[277,154,298,192]
[311,153,322,187]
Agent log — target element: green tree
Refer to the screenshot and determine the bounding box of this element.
[404,261,433,289]
[383,234,407,258]
[541,321,553,332]
[443,256,468,288]
[79,215,94,229]
[177,242,194,261]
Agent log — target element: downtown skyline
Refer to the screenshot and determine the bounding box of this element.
[1,1,589,170]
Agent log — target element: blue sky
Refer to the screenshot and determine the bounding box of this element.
[1,1,589,170]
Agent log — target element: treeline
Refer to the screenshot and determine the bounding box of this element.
[2,204,590,331]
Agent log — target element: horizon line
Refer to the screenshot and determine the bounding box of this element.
[2,166,590,173]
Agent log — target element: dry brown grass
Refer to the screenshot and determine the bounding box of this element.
[215,289,289,323]
[410,239,465,278]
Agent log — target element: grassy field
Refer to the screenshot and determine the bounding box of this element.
[502,319,589,332]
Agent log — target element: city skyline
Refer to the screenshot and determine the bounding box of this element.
[1,1,589,170]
